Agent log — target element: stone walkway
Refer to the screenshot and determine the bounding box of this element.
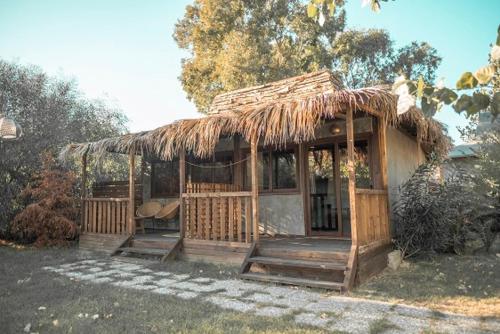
[42,259,499,334]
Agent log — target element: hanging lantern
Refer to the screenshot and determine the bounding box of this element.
[0,116,23,140]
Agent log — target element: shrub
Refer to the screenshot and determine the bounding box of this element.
[393,159,495,258]
[8,153,78,247]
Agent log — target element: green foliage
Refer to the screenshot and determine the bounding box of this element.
[0,60,128,228]
[393,160,494,258]
[397,25,499,118]
[456,72,478,90]
[175,0,347,111]
[175,1,441,111]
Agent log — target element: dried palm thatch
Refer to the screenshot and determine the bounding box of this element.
[59,70,449,163]
[398,107,451,157]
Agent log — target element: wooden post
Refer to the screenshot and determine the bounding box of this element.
[128,150,136,235]
[346,108,358,245]
[377,115,391,238]
[80,151,88,232]
[179,150,186,238]
[299,143,310,236]
[233,135,242,189]
[377,116,388,189]
[250,136,259,241]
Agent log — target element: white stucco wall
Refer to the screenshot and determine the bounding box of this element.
[259,193,305,236]
[386,127,426,211]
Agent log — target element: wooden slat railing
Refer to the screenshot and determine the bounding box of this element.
[355,189,390,245]
[182,182,253,243]
[81,198,130,234]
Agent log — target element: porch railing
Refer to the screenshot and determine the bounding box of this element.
[182,182,254,243]
[355,189,390,245]
[81,198,130,234]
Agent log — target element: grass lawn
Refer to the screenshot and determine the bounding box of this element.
[0,244,332,334]
[352,254,500,318]
[1,241,498,333]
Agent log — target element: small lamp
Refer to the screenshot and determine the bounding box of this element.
[0,115,23,140]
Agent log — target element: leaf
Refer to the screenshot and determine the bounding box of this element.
[453,94,473,113]
[434,88,458,105]
[475,65,496,85]
[327,0,336,16]
[416,76,425,99]
[497,24,500,46]
[307,3,318,18]
[472,92,491,110]
[371,0,381,12]
[421,98,438,117]
[456,72,478,90]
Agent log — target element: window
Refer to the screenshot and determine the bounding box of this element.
[151,160,179,197]
[187,152,234,185]
[244,147,298,192]
[273,149,297,189]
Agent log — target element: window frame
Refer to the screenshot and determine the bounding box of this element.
[243,145,300,194]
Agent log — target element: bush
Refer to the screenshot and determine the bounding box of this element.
[393,159,495,258]
[8,153,78,247]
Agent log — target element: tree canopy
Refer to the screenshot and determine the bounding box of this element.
[0,60,128,226]
[174,0,440,112]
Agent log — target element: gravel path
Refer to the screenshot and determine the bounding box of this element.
[42,257,499,334]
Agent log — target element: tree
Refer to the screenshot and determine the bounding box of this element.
[174,0,439,112]
[0,60,128,227]
[331,30,440,88]
[8,152,79,246]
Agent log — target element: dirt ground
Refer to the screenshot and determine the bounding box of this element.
[1,244,498,334]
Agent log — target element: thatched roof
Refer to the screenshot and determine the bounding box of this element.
[209,70,344,114]
[60,70,450,163]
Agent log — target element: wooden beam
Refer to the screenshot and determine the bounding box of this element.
[128,150,136,235]
[250,136,259,242]
[377,115,391,239]
[298,143,310,236]
[80,151,88,232]
[334,143,343,237]
[346,108,358,245]
[377,116,388,189]
[179,150,186,238]
[233,135,242,189]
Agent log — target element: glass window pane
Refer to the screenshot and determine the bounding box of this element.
[151,160,179,197]
[213,152,233,184]
[273,149,297,189]
[245,151,270,190]
[188,157,212,183]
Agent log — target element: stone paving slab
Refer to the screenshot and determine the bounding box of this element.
[42,258,500,334]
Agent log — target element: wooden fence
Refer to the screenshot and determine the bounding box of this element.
[182,182,254,243]
[81,198,130,234]
[355,189,390,245]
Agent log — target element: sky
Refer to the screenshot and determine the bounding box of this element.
[0,0,499,145]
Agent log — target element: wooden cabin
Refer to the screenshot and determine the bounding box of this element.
[61,71,448,292]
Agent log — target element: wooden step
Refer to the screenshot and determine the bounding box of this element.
[257,247,349,262]
[117,247,167,256]
[248,256,347,271]
[240,272,344,290]
[132,238,178,250]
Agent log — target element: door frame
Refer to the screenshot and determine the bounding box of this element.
[303,135,373,238]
